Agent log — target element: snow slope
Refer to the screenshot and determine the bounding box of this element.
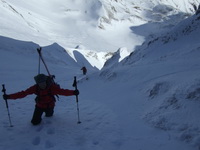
[1,0,200,150]
[1,13,200,150]
[99,13,200,149]
[0,36,122,150]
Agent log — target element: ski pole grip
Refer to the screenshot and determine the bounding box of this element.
[2,84,6,94]
[2,84,8,108]
[73,76,77,90]
[73,76,79,103]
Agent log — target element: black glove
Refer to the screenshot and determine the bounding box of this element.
[74,90,79,96]
[3,94,9,100]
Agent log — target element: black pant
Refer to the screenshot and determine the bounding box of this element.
[31,105,54,125]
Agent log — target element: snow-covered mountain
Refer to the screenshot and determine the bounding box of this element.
[100,12,200,149]
[0,0,199,69]
[1,1,200,150]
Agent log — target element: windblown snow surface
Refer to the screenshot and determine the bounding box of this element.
[1,0,200,150]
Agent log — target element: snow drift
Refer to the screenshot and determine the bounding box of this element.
[100,13,200,149]
[1,1,200,150]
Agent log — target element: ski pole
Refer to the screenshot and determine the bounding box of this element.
[37,47,51,76]
[2,84,13,127]
[38,50,41,74]
[73,76,81,124]
[37,47,56,83]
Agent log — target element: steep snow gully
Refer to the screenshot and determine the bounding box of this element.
[1,1,200,150]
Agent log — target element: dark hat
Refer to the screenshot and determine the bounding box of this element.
[34,74,47,84]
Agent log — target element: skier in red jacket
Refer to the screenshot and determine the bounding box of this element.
[3,74,79,125]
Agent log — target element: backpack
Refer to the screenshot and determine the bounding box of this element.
[35,75,59,103]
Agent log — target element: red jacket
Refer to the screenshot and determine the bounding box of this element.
[8,84,75,108]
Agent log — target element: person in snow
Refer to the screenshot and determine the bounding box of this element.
[3,74,79,125]
[81,66,87,75]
